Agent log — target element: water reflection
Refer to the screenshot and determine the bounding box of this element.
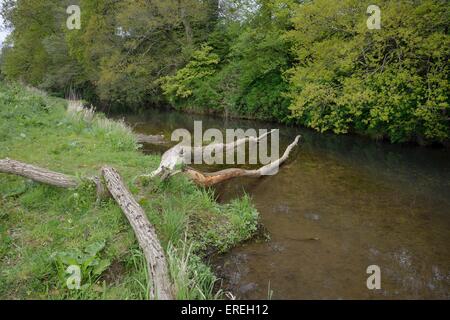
[116,108,450,299]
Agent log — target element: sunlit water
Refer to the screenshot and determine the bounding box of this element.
[116,109,450,299]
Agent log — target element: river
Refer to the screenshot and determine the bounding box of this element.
[117,108,450,299]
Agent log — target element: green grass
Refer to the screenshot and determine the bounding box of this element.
[0,82,259,299]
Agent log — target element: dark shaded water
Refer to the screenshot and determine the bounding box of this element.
[118,109,450,299]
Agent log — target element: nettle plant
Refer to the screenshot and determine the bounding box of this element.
[52,240,110,291]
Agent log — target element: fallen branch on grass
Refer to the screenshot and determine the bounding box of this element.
[0,158,109,200]
[0,158,173,300]
[102,166,173,300]
[0,158,79,188]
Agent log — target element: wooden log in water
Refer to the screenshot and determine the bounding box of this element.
[183,135,301,187]
[135,134,167,145]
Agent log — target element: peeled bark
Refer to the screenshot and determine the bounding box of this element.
[101,166,173,300]
[147,129,277,179]
[184,135,301,187]
[135,134,167,145]
[0,158,79,188]
[1,158,174,300]
[146,133,301,186]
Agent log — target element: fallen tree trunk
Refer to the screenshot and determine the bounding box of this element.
[183,135,301,187]
[0,158,79,188]
[0,158,110,200]
[145,129,293,180]
[102,166,173,300]
[0,158,173,300]
[135,134,167,145]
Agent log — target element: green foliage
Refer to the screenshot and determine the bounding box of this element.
[287,0,450,144]
[52,241,110,292]
[0,82,260,299]
[189,193,259,254]
[167,241,221,300]
[1,0,213,106]
[160,1,292,120]
[160,45,220,101]
[158,0,449,142]
[1,0,448,144]
[1,0,55,86]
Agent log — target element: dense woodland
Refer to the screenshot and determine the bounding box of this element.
[1,0,449,144]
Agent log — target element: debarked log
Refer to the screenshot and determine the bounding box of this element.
[0,158,79,188]
[135,134,167,145]
[150,135,302,187]
[0,158,109,200]
[0,158,173,300]
[101,166,173,300]
[146,130,277,178]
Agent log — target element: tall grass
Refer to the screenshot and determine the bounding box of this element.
[127,249,152,300]
[167,239,222,300]
[0,81,260,300]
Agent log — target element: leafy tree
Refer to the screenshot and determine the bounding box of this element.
[1,0,213,106]
[1,0,57,86]
[161,0,292,120]
[160,44,220,101]
[1,0,448,144]
[287,0,449,143]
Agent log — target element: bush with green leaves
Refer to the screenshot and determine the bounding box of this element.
[0,82,260,299]
[159,45,221,104]
[159,3,292,121]
[1,0,448,144]
[286,0,449,144]
[52,241,110,291]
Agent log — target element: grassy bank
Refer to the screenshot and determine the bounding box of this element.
[0,82,259,299]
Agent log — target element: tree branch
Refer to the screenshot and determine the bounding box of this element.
[0,158,173,299]
[183,135,301,187]
[0,158,78,188]
[102,166,173,300]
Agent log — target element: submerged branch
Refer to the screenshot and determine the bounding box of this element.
[147,129,280,179]
[183,135,301,186]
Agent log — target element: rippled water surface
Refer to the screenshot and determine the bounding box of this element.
[118,109,450,299]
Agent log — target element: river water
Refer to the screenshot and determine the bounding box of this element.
[118,109,450,299]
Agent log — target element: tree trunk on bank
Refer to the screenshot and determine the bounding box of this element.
[101,166,173,300]
[0,158,173,300]
[0,158,79,188]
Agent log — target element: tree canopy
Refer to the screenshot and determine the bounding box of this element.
[1,0,449,144]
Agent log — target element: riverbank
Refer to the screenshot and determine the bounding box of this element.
[139,104,450,148]
[0,82,259,299]
[120,107,450,299]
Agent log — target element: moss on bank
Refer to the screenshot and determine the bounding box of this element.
[0,82,259,299]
